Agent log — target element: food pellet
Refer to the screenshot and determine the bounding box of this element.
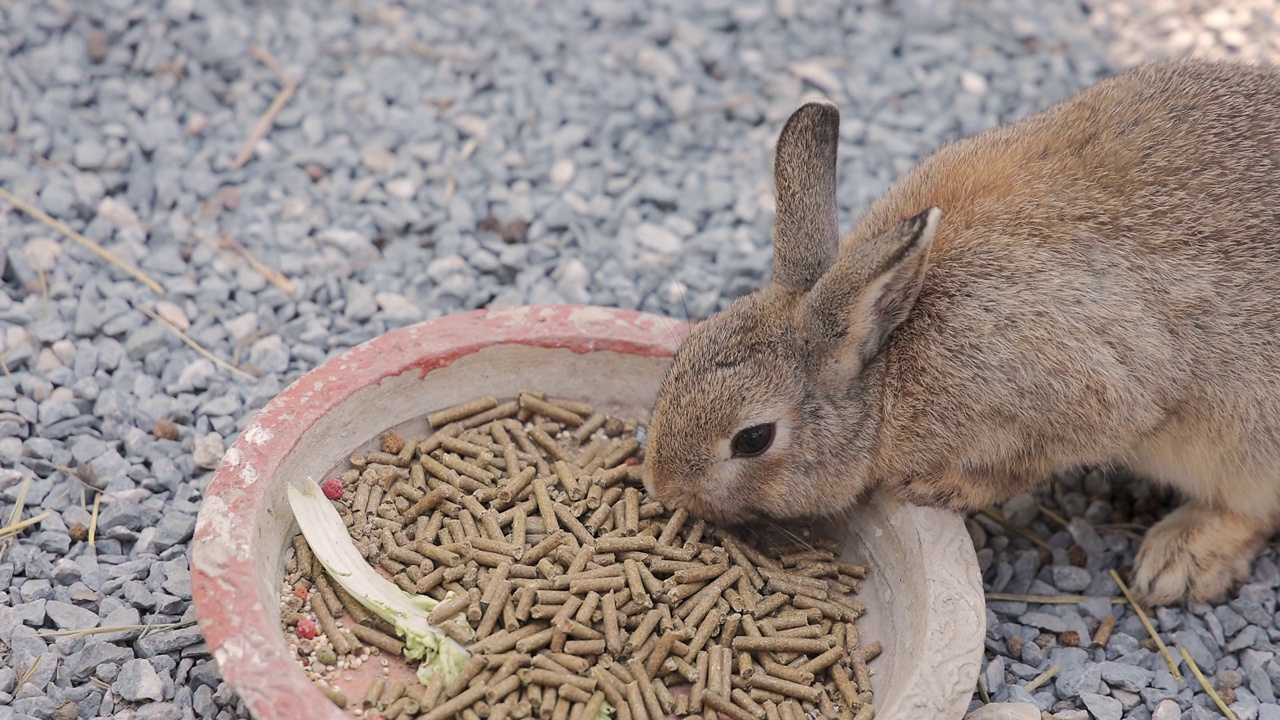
[282,391,880,718]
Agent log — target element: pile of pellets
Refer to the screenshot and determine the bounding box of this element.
[280,391,879,720]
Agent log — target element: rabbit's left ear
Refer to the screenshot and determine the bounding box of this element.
[769,100,841,291]
[803,207,941,367]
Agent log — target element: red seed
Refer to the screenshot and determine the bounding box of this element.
[624,457,639,466]
[293,586,308,600]
[321,478,344,500]
[296,618,317,639]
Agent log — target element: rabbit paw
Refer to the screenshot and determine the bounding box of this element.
[1130,504,1269,606]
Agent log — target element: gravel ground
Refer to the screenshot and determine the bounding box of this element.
[1,1,1278,719]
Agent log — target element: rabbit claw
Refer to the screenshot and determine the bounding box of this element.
[1129,503,1268,606]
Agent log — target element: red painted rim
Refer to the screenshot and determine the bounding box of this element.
[190,305,688,719]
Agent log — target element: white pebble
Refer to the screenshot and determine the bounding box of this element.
[788,60,843,96]
[1220,29,1248,49]
[635,46,680,81]
[24,237,62,272]
[550,159,576,187]
[186,113,208,136]
[281,197,308,219]
[193,432,225,470]
[51,339,75,364]
[635,223,681,255]
[665,84,697,118]
[36,348,64,373]
[361,145,395,174]
[1151,699,1181,720]
[96,197,141,229]
[961,70,989,96]
[1200,6,1241,30]
[451,115,490,140]
[224,312,259,343]
[385,178,418,199]
[374,293,422,323]
[155,301,190,331]
[555,259,591,304]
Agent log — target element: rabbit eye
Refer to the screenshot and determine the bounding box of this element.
[731,423,775,458]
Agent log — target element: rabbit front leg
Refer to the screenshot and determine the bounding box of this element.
[1129,503,1272,606]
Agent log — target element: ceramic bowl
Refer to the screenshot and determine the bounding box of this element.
[190,304,984,720]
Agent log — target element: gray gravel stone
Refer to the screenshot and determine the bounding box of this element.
[1098,661,1152,692]
[96,501,147,532]
[134,702,185,720]
[9,600,45,628]
[1050,565,1092,592]
[192,433,224,470]
[67,640,132,683]
[983,656,1006,697]
[134,625,204,658]
[1079,693,1122,720]
[12,696,56,719]
[43,601,99,630]
[1021,612,1068,633]
[116,658,165,702]
[1054,662,1100,698]
[1174,629,1218,673]
[193,684,216,718]
[154,513,197,550]
[1151,699,1181,720]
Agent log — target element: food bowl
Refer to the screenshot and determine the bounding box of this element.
[190,304,984,720]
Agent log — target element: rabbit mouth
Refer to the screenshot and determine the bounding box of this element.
[665,490,757,526]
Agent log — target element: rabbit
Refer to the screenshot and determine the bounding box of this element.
[642,57,1280,607]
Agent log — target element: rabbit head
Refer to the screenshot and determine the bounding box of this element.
[643,100,940,524]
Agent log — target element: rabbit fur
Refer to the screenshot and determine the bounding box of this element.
[642,57,1280,606]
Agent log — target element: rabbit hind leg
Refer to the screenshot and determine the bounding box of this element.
[1125,430,1280,606]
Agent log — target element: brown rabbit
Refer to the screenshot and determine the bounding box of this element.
[642,58,1280,607]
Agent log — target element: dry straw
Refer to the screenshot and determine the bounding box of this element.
[1109,569,1183,683]
[0,186,163,294]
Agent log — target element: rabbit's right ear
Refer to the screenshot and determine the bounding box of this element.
[803,207,941,368]
[770,101,841,291]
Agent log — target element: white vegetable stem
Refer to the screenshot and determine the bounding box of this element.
[286,475,470,684]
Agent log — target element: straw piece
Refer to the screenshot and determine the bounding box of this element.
[978,508,1052,550]
[36,619,194,640]
[1109,569,1182,683]
[0,510,50,539]
[0,186,164,294]
[219,233,296,297]
[88,492,101,548]
[230,45,299,170]
[135,303,258,381]
[1036,504,1070,529]
[1022,663,1059,693]
[1178,646,1237,720]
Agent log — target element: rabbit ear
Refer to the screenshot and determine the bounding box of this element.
[770,100,841,291]
[804,207,941,366]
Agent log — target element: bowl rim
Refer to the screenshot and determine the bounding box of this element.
[191,305,687,719]
[190,303,983,720]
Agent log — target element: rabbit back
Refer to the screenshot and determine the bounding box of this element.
[858,59,1280,508]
